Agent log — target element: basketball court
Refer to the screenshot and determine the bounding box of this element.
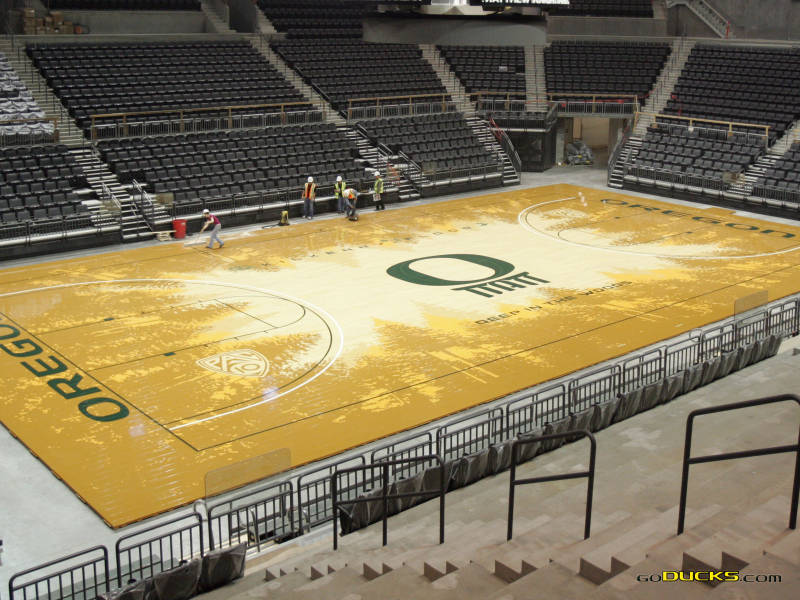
[1,183,799,528]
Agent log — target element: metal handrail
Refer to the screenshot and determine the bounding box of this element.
[346,93,452,119]
[677,394,800,534]
[331,455,446,550]
[8,546,110,600]
[508,430,597,541]
[640,110,770,143]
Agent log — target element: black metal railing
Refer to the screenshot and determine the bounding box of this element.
[508,430,596,541]
[114,513,204,587]
[8,546,110,600]
[8,294,799,599]
[677,394,800,534]
[331,456,446,550]
[206,481,294,552]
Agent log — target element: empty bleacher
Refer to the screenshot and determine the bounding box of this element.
[545,40,671,101]
[96,123,364,212]
[663,45,800,138]
[752,141,800,204]
[0,145,97,234]
[438,46,525,98]
[0,52,55,143]
[257,0,372,39]
[46,0,201,9]
[357,113,499,172]
[625,124,764,189]
[27,41,311,134]
[272,40,448,112]
[547,0,654,18]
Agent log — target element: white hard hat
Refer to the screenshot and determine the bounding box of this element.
[307,176,314,183]
[374,171,381,177]
[336,175,342,182]
[202,209,209,214]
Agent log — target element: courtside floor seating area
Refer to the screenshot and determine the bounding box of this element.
[0,52,54,141]
[0,145,94,230]
[46,0,201,9]
[547,0,654,17]
[97,123,363,209]
[544,41,671,102]
[357,113,499,173]
[272,40,448,112]
[257,0,372,38]
[663,45,800,138]
[438,46,526,98]
[27,41,311,133]
[625,124,764,188]
[752,141,800,205]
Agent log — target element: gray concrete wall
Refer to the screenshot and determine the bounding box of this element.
[547,15,668,37]
[228,0,256,33]
[667,5,717,37]
[60,10,207,34]
[363,16,547,46]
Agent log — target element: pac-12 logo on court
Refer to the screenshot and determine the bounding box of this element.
[387,254,548,298]
[197,349,270,378]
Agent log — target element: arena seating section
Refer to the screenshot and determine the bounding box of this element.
[752,142,800,202]
[1,53,54,140]
[46,1,200,9]
[27,41,311,133]
[547,0,653,17]
[438,45,525,97]
[96,123,364,209]
[257,0,372,38]
[663,45,800,138]
[627,124,764,183]
[357,113,498,171]
[0,145,94,228]
[272,40,448,111]
[545,41,670,101]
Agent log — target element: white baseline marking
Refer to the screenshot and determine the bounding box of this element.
[0,278,344,430]
[518,198,800,260]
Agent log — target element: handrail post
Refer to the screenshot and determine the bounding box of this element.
[331,474,339,550]
[507,443,518,541]
[382,463,389,546]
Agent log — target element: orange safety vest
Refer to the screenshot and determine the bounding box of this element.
[303,182,316,199]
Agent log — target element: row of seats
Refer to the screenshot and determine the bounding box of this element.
[257,0,372,39]
[28,42,310,132]
[272,40,447,111]
[753,142,800,196]
[546,0,653,17]
[46,0,199,8]
[664,45,800,136]
[545,41,671,99]
[438,46,525,96]
[358,113,497,171]
[97,123,363,202]
[0,145,95,227]
[630,125,764,181]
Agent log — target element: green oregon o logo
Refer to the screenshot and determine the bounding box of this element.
[387,254,515,286]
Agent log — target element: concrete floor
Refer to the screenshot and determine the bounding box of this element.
[1,161,798,590]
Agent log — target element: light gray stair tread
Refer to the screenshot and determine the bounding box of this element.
[288,565,364,599]
[486,562,597,600]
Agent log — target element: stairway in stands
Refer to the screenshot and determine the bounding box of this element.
[339,126,420,202]
[607,138,642,189]
[0,38,84,146]
[467,117,521,186]
[248,35,346,126]
[420,44,476,115]
[525,45,549,111]
[727,120,800,198]
[199,0,236,34]
[196,345,800,600]
[71,148,153,241]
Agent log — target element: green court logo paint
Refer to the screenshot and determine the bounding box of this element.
[0,315,129,423]
[601,199,795,238]
[387,254,549,298]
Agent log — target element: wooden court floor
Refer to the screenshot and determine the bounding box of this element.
[1,183,799,527]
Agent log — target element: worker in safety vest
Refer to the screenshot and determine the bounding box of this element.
[334,175,346,214]
[373,172,385,211]
[302,176,316,219]
[343,187,358,221]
